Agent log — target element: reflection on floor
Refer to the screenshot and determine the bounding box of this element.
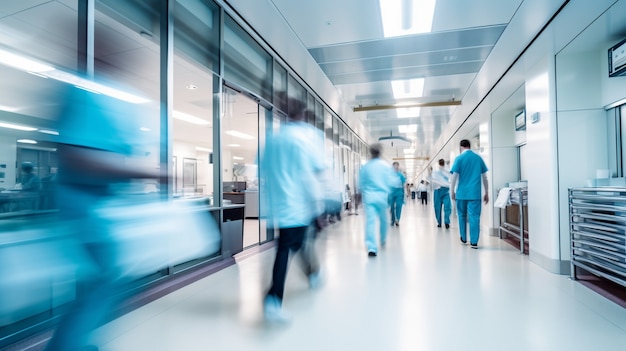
[92,201,626,350]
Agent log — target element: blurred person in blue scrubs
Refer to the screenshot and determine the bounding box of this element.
[45,87,159,351]
[359,143,393,257]
[430,158,452,229]
[388,161,405,226]
[450,139,489,249]
[261,96,327,323]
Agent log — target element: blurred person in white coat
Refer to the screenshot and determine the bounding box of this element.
[261,97,327,323]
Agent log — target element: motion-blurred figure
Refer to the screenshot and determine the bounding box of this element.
[261,97,326,323]
[45,87,158,351]
[389,161,406,226]
[431,158,452,229]
[18,162,41,192]
[418,180,428,205]
[359,143,393,257]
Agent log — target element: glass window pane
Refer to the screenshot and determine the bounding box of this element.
[174,0,220,74]
[173,0,217,204]
[223,15,272,101]
[273,63,287,111]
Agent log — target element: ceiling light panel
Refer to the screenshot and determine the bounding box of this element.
[379,0,437,38]
[392,78,424,99]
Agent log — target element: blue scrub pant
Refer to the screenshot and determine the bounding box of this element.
[364,199,388,253]
[456,199,482,244]
[389,187,404,224]
[433,187,451,226]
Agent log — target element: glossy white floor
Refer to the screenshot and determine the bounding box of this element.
[93,200,626,351]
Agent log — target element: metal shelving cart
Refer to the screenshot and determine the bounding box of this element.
[569,187,626,291]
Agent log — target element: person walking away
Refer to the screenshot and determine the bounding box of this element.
[389,162,406,226]
[359,143,393,257]
[418,180,428,205]
[431,158,452,229]
[261,97,326,323]
[450,139,489,249]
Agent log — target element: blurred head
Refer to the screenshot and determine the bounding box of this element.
[369,143,382,159]
[21,162,34,173]
[287,97,307,121]
[460,139,471,150]
[392,161,399,170]
[438,158,445,167]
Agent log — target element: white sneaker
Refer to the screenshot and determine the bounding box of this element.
[308,272,322,290]
[263,296,291,323]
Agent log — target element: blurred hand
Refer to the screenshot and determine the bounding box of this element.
[451,192,456,201]
[484,194,489,204]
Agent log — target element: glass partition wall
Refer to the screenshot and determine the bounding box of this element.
[0,0,367,346]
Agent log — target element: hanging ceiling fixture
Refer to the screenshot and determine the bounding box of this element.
[378,131,412,149]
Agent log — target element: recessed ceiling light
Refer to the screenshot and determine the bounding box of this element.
[17,139,37,144]
[195,146,212,152]
[174,111,210,125]
[399,125,417,133]
[0,121,37,131]
[392,78,424,99]
[228,144,240,147]
[233,156,244,160]
[379,0,437,37]
[38,129,59,135]
[0,105,19,112]
[225,130,254,140]
[186,84,198,90]
[140,127,151,132]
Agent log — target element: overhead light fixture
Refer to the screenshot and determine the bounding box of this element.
[174,111,210,125]
[0,48,56,73]
[17,139,37,144]
[398,124,418,133]
[378,134,411,149]
[354,100,460,112]
[186,84,198,90]
[392,78,424,99]
[38,129,59,135]
[403,148,416,154]
[41,70,150,104]
[140,127,151,132]
[0,121,37,131]
[379,0,437,38]
[195,146,212,152]
[228,144,240,147]
[0,49,148,104]
[0,105,19,112]
[233,156,244,160]
[225,130,254,140]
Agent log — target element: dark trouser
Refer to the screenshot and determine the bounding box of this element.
[420,191,428,205]
[267,224,318,303]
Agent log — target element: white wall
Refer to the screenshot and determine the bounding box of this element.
[555,51,611,262]
[525,57,563,273]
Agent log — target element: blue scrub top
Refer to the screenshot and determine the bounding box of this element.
[261,121,326,228]
[359,158,394,204]
[391,170,406,189]
[450,150,488,200]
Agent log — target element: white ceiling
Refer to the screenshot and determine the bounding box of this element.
[268,0,523,173]
[2,0,626,179]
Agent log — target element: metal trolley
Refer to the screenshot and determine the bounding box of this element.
[498,187,528,254]
[569,187,626,289]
